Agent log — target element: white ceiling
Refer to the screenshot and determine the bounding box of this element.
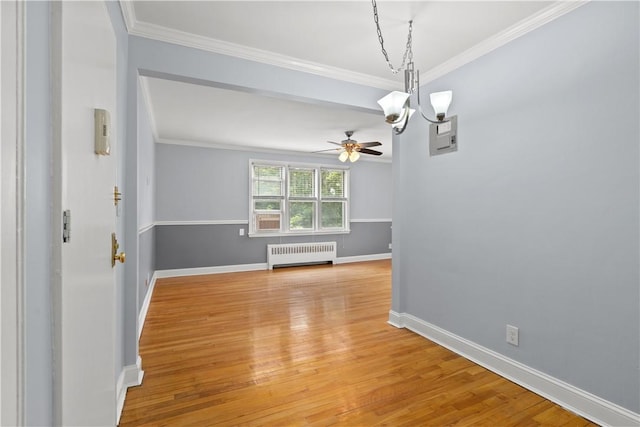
[125,1,575,161]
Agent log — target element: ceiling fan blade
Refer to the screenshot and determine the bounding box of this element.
[313,148,342,153]
[327,141,344,147]
[358,148,383,156]
[357,141,382,148]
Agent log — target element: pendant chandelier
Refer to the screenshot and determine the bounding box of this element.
[371,1,454,135]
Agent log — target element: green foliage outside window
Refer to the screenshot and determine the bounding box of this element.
[254,200,280,211]
[289,169,315,197]
[321,202,343,228]
[290,202,314,229]
[321,170,344,197]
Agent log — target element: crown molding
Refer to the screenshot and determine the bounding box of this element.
[420,1,589,84]
[156,137,392,163]
[121,1,585,92]
[122,12,401,91]
[122,1,586,91]
[119,1,136,33]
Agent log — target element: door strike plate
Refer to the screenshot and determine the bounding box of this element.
[62,210,71,243]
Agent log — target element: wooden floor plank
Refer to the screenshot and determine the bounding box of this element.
[119,260,596,426]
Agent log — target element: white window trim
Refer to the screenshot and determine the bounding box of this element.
[248,159,350,237]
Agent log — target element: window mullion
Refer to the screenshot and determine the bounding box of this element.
[284,166,289,233]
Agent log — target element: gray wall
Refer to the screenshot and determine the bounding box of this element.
[138,227,155,308]
[137,81,156,313]
[25,2,52,424]
[154,143,392,270]
[393,1,639,412]
[155,143,392,221]
[156,221,391,270]
[105,0,130,400]
[138,83,155,229]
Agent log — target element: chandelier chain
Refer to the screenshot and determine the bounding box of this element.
[371,0,413,74]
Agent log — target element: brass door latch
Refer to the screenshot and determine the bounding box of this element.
[114,186,122,206]
[112,233,126,267]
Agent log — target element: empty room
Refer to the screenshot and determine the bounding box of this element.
[3,1,638,426]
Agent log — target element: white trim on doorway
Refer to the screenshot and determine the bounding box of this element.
[116,355,144,425]
[1,1,26,424]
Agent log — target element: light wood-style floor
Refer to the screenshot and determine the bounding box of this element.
[119,260,595,426]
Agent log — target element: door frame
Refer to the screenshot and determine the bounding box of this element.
[50,1,118,424]
[1,0,26,425]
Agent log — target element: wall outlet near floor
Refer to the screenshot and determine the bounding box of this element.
[388,243,392,249]
[506,324,519,346]
[239,228,245,236]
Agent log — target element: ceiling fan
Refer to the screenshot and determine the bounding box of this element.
[314,131,382,162]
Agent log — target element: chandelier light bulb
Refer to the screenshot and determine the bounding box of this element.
[339,151,349,162]
[349,151,360,162]
[429,90,453,121]
[377,91,411,125]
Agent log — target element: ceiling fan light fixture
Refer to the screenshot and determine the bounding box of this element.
[315,131,382,161]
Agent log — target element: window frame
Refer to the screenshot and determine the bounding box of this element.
[319,169,348,231]
[249,160,350,237]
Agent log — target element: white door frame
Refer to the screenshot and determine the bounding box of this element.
[1,0,26,425]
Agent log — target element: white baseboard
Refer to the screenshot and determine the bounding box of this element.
[155,263,267,279]
[138,272,157,340]
[334,253,391,264]
[388,311,640,427]
[153,254,391,280]
[116,356,144,425]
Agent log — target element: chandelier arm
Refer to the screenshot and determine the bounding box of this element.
[393,124,408,135]
[418,104,444,124]
[392,113,410,135]
[371,0,413,74]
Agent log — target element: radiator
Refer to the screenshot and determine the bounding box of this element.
[267,242,337,270]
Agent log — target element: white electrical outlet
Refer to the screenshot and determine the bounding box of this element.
[506,325,519,346]
[239,228,245,236]
[388,243,392,249]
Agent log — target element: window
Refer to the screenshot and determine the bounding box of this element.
[250,161,349,236]
[321,169,346,230]
[252,165,284,232]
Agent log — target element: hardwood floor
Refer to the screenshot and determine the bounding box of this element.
[119,260,595,426]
